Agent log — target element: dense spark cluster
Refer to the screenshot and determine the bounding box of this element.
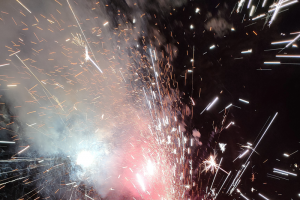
[0,0,191,199]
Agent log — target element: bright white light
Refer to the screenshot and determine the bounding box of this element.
[274,168,297,176]
[225,103,232,109]
[252,14,266,20]
[249,5,255,16]
[258,193,269,200]
[147,160,154,175]
[85,46,89,61]
[276,54,300,58]
[206,97,219,110]
[103,21,109,26]
[262,0,268,7]
[219,143,227,153]
[240,193,250,200]
[247,142,252,146]
[247,0,252,8]
[239,98,249,104]
[268,0,298,12]
[77,151,94,168]
[0,141,15,144]
[133,18,136,23]
[188,69,193,73]
[0,63,10,67]
[239,150,249,158]
[271,40,293,45]
[283,153,290,157]
[7,85,17,87]
[241,49,252,53]
[195,8,200,13]
[231,27,235,31]
[226,121,234,129]
[136,174,146,191]
[264,61,281,64]
[285,33,300,48]
[237,0,246,13]
[273,170,288,176]
[210,45,216,49]
[190,25,194,29]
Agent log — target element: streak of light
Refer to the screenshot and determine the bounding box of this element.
[17,145,30,155]
[240,191,250,200]
[264,48,284,51]
[136,174,145,191]
[273,170,288,176]
[0,141,15,144]
[88,57,103,73]
[241,49,252,53]
[9,50,20,56]
[245,22,257,27]
[103,21,109,26]
[16,0,31,13]
[0,63,10,67]
[271,40,293,44]
[237,0,246,13]
[249,5,255,16]
[264,61,281,64]
[226,121,234,129]
[270,0,292,8]
[268,0,298,13]
[188,69,193,73]
[244,113,278,165]
[85,194,94,200]
[289,150,298,156]
[276,54,300,58]
[247,142,252,146]
[247,0,253,8]
[239,98,249,104]
[190,97,195,106]
[267,173,289,180]
[290,31,300,35]
[226,103,232,109]
[195,8,200,13]
[283,153,290,157]
[119,70,126,82]
[273,168,297,176]
[262,0,268,7]
[209,45,216,49]
[284,33,300,49]
[252,13,266,20]
[239,149,249,158]
[258,193,270,200]
[215,171,231,198]
[210,157,223,190]
[7,85,17,87]
[269,0,284,26]
[206,97,219,110]
[67,0,102,73]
